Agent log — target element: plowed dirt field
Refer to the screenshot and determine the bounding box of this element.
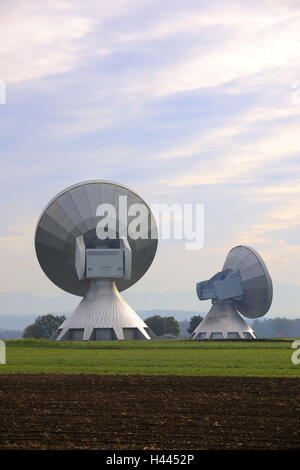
[0,374,299,450]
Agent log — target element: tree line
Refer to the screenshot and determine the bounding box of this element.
[252,318,300,338]
[12,314,300,340]
[23,314,66,339]
[20,314,204,339]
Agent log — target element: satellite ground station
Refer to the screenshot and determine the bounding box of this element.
[35,180,158,341]
[191,245,273,340]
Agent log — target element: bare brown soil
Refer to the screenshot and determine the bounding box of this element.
[0,374,299,450]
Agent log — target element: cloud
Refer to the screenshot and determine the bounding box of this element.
[0,0,144,84]
[1,0,300,318]
[111,1,300,97]
[234,178,300,247]
[2,0,298,94]
[0,1,95,83]
[153,108,300,187]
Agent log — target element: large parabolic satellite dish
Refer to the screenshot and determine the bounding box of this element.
[35,180,158,341]
[190,245,273,340]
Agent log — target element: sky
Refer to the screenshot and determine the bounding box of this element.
[0,0,300,318]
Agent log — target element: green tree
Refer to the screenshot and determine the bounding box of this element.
[22,314,66,339]
[145,315,165,336]
[187,315,203,335]
[22,323,40,338]
[145,315,180,337]
[163,316,180,337]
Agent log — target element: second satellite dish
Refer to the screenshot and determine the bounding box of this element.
[35,180,158,341]
[191,245,273,340]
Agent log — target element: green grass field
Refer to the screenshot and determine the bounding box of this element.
[1,338,299,377]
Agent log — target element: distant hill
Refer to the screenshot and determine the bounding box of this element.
[0,291,78,315]
[0,289,206,315]
[0,313,58,330]
[0,328,23,339]
[0,310,204,331]
[138,309,204,322]
[0,281,299,330]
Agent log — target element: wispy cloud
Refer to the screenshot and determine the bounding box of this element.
[154,108,300,186]
[0,2,93,83]
[1,0,300,314]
